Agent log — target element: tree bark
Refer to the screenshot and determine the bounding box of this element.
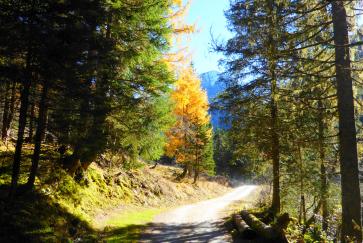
[298,144,306,224]
[233,213,256,238]
[26,83,48,189]
[26,92,35,143]
[193,146,200,183]
[270,68,280,215]
[2,81,17,142]
[331,1,362,241]
[178,163,189,179]
[9,75,31,198]
[267,0,280,216]
[240,210,289,242]
[63,146,82,176]
[318,100,328,231]
[193,165,199,183]
[1,80,10,140]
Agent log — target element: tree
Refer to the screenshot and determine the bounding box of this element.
[215,0,298,215]
[165,65,214,180]
[216,2,354,233]
[331,1,362,241]
[1,80,18,142]
[1,0,178,193]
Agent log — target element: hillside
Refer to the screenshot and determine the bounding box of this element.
[200,71,224,102]
[0,147,230,242]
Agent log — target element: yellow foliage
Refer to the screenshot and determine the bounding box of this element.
[172,66,209,125]
[165,66,211,163]
[165,0,195,68]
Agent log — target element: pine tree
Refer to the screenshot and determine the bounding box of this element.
[331,1,362,240]
[215,0,298,215]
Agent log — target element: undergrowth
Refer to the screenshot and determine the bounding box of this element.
[0,147,230,242]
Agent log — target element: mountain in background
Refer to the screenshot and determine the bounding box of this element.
[200,71,226,129]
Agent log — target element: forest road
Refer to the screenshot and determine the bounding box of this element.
[140,185,258,243]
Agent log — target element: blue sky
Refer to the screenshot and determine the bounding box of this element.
[186,0,232,75]
[185,2,363,75]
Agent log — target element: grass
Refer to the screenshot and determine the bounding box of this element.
[0,148,170,242]
[102,208,165,242]
[0,145,230,242]
[105,208,164,228]
[0,146,134,242]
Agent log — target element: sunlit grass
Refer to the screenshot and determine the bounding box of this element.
[103,208,165,242]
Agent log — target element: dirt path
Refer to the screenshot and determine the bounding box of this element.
[140,185,258,243]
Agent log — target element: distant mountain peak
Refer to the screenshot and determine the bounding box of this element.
[200,71,220,87]
[200,71,227,129]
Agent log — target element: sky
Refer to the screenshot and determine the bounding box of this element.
[185,2,362,75]
[185,0,232,75]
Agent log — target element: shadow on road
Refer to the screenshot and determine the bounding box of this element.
[140,220,229,243]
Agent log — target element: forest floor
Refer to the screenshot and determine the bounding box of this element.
[0,144,233,242]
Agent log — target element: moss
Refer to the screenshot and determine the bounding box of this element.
[0,146,230,242]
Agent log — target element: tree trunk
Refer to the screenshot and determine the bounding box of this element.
[1,81,10,140]
[233,213,256,238]
[331,1,362,241]
[2,81,17,142]
[298,144,306,224]
[193,169,199,183]
[9,76,31,198]
[267,0,280,216]
[193,146,200,183]
[26,83,48,189]
[318,100,328,231]
[26,94,35,143]
[63,146,82,176]
[240,210,289,242]
[178,164,189,179]
[270,72,280,215]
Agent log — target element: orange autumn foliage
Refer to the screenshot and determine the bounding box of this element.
[165,66,211,164]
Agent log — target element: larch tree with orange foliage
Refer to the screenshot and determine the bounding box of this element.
[165,66,215,182]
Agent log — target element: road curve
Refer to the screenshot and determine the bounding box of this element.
[140,185,258,243]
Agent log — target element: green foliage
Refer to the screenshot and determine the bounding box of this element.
[46,0,176,168]
[214,0,347,239]
[107,94,175,166]
[0,0,177,179]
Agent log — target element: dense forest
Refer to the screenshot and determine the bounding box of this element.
[1,0,363,242]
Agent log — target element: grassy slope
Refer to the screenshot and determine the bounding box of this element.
[0,145,230,242]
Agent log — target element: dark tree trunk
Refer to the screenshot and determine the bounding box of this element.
[267,0,280,216]
[1,81,10,140]
[318,100,328,231]
[178,164,189,179]
[2,81,17,142]
[298,144,306,224]
[270,73,280,215]
[331,1,362,241]
[26,83,48,189]
[7,82,17,137]
[63,146,82,176]
[26,94,35,143]
[9,77,31,198]
[193,146,200,183]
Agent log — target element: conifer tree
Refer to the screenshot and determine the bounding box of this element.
[331,1,362,240]
[165,66,214,180]
[215,0,297,214]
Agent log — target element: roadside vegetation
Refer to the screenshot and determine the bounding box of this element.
[0,145,229,242]
[1,0,363,242]
[214,0,363,242]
